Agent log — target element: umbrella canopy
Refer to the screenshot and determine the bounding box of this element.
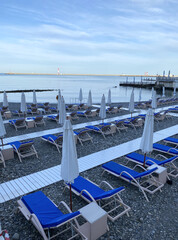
[140,108,154,165]
[57,89,62,112]
[0,113,6,145]
[99,94,106,121]
[61,118,79,209]
[33,90,37,105]
[107,89,111,106]
[3,91,8,107]
[79,88,83,104]
[20,92,27,113]
[87,90,92,107]
[129,89,134,115]
[59,96,66,125]
[138,88,142,102]
[162,86,165,97]
[173,86,176,97]
[151,90,157,109]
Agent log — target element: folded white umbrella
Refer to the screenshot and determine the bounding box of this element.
[33,90,37,105]
[107,89,111,106]
[151,90,157,109]
[0,113,6,146]
[140,108,154,166]
[87,90,92,107]
[57,89,62,112]
[162,86,165,97]
[61,118,79,210]
[79,88,83,104]
[3,91,8,107]
[99,94,106,122]
[59,96,66,126]
[129,89,134,117]
[20,92,27,113]
[173,86,176,97]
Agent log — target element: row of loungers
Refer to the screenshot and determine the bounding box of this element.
[16,137,177,239]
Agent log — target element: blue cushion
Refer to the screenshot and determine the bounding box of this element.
[85,125,100,131]
[71,176,124,201]
[153,143,178,155]
[102,161,157,181]
[126,152,160,166]
[22,191,80,228]
[41,134,58,142]
[164,137,178,144]
[9,140,34,150]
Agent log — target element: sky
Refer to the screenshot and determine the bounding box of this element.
[0,0,178,75]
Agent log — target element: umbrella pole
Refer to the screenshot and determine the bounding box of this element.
[131,113,132,118]
[1,138,3,147]
[143,153,146,167]
[70,184,72,211]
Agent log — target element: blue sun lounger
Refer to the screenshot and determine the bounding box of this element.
[74,129,93,146]
[125,152,178,178]
[9,140,38,162]
[164,137,178,147]
[64,176,130,222]
[41,134,63,153]
[17,191,87,240]
[9,118,28,131]
[47,114,59,122]
[86,123,114,139]
[102,161,164,202]
[153,143,178,156]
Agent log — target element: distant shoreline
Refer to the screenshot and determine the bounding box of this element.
[0,72,158,77]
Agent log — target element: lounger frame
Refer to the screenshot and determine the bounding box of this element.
[63,178,130,222]
[17,199,87,240]
[11,142,38,162]
[125,153,178,178]
[102,163,164,202]
[41,135,62,153]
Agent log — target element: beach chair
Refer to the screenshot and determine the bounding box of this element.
[63,176,130,222]
[44,106,51,114]
[77,110,92,119]
[114,120,128,133]
[154,112,166,122]
[12,110,25,117]
[9,140,38,162]
[74,129,93,146]
[102,161,164,202]
[86,123,115,139]
[164,137,178,147]
[153,143,178,156]
[125,152,178,178]
[123,118,141,130]
[28,108,39,115]
[17,191,87,240]
[70,112,79,121]
[47,114,59,122]
[9,118,28,131]
[33,115,45,127]
[50,106,58,112]
[41,134,63,153]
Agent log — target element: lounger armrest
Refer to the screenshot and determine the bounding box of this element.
[80,189,96,202]
[99,180,114,190]
[155,153,167,160]
[58,201,73,213]
[133,164,147,171]
[95,187,125,201]
[168,147,177,153]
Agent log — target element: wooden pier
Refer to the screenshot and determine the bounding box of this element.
[120,81,156,89]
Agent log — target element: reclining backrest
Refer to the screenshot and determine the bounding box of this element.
[16,118,25,126]
[19,142,33,151]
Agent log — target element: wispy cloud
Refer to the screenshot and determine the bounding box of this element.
[0,0,178,74]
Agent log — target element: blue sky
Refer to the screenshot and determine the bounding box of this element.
[0,0,178,74]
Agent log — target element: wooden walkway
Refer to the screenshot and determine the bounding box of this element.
[0,125,177,203]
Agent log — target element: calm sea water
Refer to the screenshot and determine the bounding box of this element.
[0,74,176,104]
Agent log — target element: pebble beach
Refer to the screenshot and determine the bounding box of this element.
[0,101,178,240]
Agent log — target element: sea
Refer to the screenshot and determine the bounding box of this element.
[0,74,176,104]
